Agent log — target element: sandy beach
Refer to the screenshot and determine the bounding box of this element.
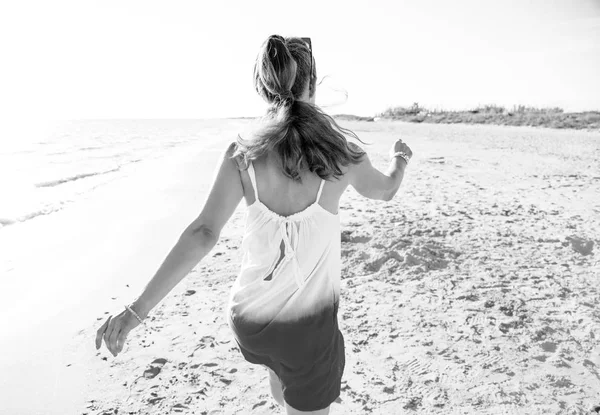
[4,120,599,414]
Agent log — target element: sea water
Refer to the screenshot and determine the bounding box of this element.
[0,119,244,227]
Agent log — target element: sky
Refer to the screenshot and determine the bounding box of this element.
[1,0,599,121]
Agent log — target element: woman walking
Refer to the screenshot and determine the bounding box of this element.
[96,34,412,414]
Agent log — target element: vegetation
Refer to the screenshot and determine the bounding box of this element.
[375,103,600,130]
[331,114,375,122]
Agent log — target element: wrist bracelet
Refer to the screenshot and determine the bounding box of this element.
[392,151,410,164]
[125,304,145,325]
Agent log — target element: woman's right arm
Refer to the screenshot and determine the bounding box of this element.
[349,139,412,201]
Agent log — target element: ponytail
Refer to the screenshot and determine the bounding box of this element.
[255,35,298,108]
[231,35,369,182]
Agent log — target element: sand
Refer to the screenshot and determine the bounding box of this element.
[62,121,599,414]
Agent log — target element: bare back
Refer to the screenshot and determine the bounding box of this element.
[236,153,351,217]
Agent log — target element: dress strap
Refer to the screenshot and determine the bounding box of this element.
[315,178,325,203]
[247,161,260,202]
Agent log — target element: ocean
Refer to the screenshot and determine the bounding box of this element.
[0,119,253,228]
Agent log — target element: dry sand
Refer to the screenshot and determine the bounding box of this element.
[75,121,599,414]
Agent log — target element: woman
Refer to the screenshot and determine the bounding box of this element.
[95,34,412,414]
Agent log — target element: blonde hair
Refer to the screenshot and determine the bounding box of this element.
[231,35,368,182]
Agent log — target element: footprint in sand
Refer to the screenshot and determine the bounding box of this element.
[466,354,503,385]
[401,357,433,378]
[465,312,488,336]
[144,358,168,379]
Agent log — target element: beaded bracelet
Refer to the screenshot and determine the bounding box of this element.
[125,304,145,326]
[392,151,410,164]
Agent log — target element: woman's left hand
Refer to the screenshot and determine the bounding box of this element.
[95,308,141,357]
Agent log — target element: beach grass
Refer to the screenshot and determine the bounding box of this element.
[372,103,600,130]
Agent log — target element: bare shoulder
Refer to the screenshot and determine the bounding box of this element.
[345,142,368,177]
[226,141,248,170]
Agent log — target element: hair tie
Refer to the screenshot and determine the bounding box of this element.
[274,90,295,106]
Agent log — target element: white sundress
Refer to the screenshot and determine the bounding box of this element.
[227,160,345,411]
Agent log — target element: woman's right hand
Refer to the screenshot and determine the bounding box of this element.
[95,307,142,357]
[390,138,413,161]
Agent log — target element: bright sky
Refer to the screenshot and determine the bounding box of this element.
[2,0,599,120]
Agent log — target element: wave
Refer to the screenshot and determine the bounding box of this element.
[35,167,122,188]
[1,159,146,229]
[0,204,66,230]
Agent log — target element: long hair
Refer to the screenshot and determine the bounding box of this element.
[230,34,369,182]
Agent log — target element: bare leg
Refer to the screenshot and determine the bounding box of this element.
[267,367,285,407]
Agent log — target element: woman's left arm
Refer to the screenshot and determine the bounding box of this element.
[131,141,243,319]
